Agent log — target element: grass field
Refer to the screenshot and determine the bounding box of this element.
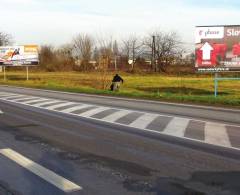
[0,70,240,108]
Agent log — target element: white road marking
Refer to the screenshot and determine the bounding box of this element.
[23,98,49,104]
[79,107,109,117]
[0,110,3,114]
[61,104,91,113]
[1,95,26,100]
[102,110,132,122]
[1,92,240,151]
[0,93,15,97]
[45,102,76,110]
[0,148,82,192]
[10,97,38,102]
[32,100,62,107]
[205,122,231,147]
[0,92,9,95]
[129,113,158,129]
[0,92,13,94]
[163,117,190,137]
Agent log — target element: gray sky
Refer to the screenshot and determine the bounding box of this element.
[1,0,240,48]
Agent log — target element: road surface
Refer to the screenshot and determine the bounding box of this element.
[0,85,239,195]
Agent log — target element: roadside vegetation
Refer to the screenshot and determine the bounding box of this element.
[0,71,239,108]
[0,31,239,108]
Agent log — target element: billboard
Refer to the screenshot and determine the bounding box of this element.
[0,45,39,66]
[195,25,240,72]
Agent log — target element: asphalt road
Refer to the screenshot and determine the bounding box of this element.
[0,86,240,195]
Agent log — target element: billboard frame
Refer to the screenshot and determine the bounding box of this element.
[0,45,39,67]
[195,25,240,97]
[1,65,34,81]
[195,25,240,73]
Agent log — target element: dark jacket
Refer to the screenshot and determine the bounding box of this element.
[112,74,124,83]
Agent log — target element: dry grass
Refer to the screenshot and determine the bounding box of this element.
[0,70,239,108]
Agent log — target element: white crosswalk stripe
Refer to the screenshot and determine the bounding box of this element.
[163,117,190,137]
[61,104,91,113]
[0,93,15,97]
[1,95,25,100]
[129,113,158,129]
[0,94,14,98]
[10,97,38,102]
[32,100,62,107]
[102,110,132,122]
[79,107,110,117]
[205,122,231,147]
[0,92,8,95]
[45,102,76,110]
[22,98,49,104]
[0,92,13,95]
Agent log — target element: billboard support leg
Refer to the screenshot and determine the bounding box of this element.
[214,73,218,98]
[3,66,6,81]
[26,66,29,81]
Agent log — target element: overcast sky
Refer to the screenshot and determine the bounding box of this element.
[1,0,240,49]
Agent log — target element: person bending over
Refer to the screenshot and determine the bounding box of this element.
[110,74,124,91]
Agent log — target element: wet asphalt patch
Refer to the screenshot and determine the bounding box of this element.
[1,124,240,195]
[15,135,46,145]
[123,178,205,195]
[123,171,240,195]
[0,181,21,195]
[11,130,154,177]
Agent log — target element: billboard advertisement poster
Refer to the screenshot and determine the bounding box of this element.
[0,45,39,66]
[195,25,240,72]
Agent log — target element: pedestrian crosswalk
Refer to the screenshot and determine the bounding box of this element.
[0,91,240,150]
[129,113,158,129]
[61,104,91,113]
[102,110,132,122]
[163,117,190,137]
[24,98,49,104]
[79,107,110,117]
[205,122,231,147]
[46,102,76,110]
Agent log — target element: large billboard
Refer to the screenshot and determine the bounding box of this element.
[195,25,240,72]
[0,45,39,66]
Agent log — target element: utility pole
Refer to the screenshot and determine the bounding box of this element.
[151,35,156,72]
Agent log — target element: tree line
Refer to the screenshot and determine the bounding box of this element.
[0,31,195,73]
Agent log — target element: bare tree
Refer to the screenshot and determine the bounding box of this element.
[39,45,56,71]
[112,40,119,71]
[56,44,75,71]
[0,32,13,46]
[95,35,114,89]
[58,44,73,58]
[145,31,183,72]
[72,33,94,71]
[122,35,143,71]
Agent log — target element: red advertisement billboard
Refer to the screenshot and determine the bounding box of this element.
[195,25,240,72]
